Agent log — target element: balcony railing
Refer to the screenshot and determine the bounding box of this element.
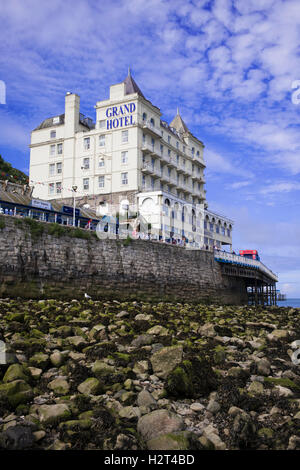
[142,120,162,137]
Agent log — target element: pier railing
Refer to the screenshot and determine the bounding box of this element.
[214,250,278,282]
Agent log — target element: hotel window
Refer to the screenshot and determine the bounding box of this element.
[142,175,145,188]
[168,167,171,177]
[150,118,155,128]
[151,176,155,189]
[83,157,90,169]
[83,178,89,191]
[98,175,105,188]
[168,149,171,157]
[142,112,147,121]
[168,136,171,144]
[121,151,128,164]
[57,143,63,155]
[122,130,128,143]
[191,147,195,156]
[196,150,200,157]
[99,120,106,129]
[56,162,62,174]
[50,130,56,139]
[53,116,60,124]
[84,137,90,150]
[183,145,186,153]
[198,182,200,190]
[121,172,128,185]
[227,229,231,237]
[176,154,179,165]
[56,182,62,194]
[151,138,155,150]
[142,133,146,145]
[49,183,54,195]
[222,227,226,235]
[176,141,179,149]
[99,157,105,167]
[204,221,207,229]
[192,164,194,172]
[183,159,186,167]
[49,164,55,176]
[209,223,214,232]
[160,144,164,155]
[99,134,105,147]
[50,144,55,156]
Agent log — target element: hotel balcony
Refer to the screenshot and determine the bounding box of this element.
[169,177,178,187]
[160,172,170,184]
[141,119,162,138]
[141,163,162,178]
[165,157,177,168]
[141,142,155,154]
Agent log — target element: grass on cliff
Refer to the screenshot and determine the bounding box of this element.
[13,218,97,241]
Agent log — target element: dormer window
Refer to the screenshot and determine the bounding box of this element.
[53,116,60,124]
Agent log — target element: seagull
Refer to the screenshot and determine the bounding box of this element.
[84,293,92,300]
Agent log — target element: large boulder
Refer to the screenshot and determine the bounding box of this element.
[92,360,115,377]
[137,409,184,442]
[77,377,103,395]
[150,345,183,379]
[48,377,70,395]
[0,425,35,450]
[166,357,218,398]
[147,431,192,450]
[3,364,28,383]
[0,380,33,407]
[38,404,71,425]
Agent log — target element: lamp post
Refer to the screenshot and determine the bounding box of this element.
[72,185,77,227]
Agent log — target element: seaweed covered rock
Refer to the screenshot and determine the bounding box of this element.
[166,357,218,398]
[0,380,33,407]
[137,409,184,442]
[150,345,183,379]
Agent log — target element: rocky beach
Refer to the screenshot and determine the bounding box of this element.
[0,298,299,451]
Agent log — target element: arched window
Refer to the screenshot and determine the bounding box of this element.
[150,118,155,128]
[142,112,147,122]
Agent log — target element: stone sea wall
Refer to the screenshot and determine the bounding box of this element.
[0,215,247,304]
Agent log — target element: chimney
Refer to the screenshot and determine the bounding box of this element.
[64,92,80,138]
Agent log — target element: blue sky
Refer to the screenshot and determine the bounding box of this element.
[0,0,300,296]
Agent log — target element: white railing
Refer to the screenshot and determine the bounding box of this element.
[214,250,278,282]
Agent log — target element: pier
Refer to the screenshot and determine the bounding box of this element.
[214,250,278,306]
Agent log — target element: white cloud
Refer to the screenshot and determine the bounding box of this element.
[260,181,300,194]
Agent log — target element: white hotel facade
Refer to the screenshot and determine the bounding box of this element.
[29,71,233,249]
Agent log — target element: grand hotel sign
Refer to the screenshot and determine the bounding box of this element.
[106,103,136,129]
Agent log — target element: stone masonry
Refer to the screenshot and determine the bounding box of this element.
[0,215,247,304]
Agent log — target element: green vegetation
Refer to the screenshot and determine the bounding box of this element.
[123,235,133,246]
[0,155,28,184]
[24,217,44,239]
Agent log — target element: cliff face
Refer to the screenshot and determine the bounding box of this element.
[0,215,247,304]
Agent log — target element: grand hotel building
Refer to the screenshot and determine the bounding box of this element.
[29,71,233,249]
